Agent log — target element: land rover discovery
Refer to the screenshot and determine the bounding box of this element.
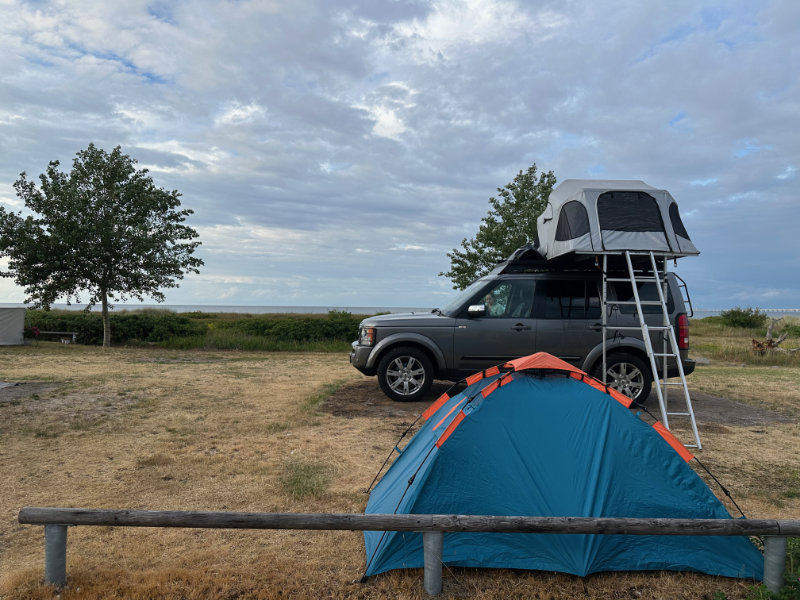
[350,249,695,404]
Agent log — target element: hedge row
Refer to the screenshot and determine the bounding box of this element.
[25,310,206,345]
[24,309,363,347]
[211,310,360,342]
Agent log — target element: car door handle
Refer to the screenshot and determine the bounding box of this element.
[511,323,531,331]
[587,323,603,332]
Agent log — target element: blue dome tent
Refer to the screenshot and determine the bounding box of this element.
[363,353,763,580]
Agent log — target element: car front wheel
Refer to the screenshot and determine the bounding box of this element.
[595,353,652,405]
[377,346,434,402]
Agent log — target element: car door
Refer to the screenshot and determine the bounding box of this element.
[533,278,603,367]
[452,278,537,371]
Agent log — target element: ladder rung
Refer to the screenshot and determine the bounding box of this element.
[652,353,678,358]
[667,412,691,416]
[658,382,686,386]
[613,300,663,305]
[605,277,663,282]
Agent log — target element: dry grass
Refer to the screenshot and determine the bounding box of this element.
[0,343,797,599]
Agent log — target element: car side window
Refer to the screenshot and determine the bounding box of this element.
[535,280,601,319]
[481,280,536,318]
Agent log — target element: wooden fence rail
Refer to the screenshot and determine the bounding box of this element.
[18,507,800,596]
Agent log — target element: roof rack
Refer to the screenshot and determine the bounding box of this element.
[492,244,684,277]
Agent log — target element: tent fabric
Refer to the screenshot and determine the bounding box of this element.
[364,354,762,580]
[0,308,24,345]
[537,180,699,260]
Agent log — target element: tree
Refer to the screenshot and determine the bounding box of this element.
[440,163,556,289]
[0,144,203,347]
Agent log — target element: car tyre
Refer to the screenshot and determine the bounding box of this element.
[595,353,652,405]
[377,346,434,402]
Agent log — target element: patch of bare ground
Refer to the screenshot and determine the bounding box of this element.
[0,345,797,599]
[323,380,793,427]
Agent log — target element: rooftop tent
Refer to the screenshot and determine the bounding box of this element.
[0,308,25,345]
[364,353,762,580]
[536,180,699,260]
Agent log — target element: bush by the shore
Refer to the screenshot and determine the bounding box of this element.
[24,309,364,350]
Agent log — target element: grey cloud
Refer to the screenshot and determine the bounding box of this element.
[1,0,798,309]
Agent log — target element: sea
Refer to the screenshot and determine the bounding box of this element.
[1,303,799,319]
[0,303,433,315]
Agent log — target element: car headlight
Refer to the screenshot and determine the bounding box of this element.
[359,326,375,346]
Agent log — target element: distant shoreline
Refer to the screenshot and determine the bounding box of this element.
[1,304,799,318]
[0,303,433,315]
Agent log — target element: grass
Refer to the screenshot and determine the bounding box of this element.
[0,324,798,599]
[690,316,800,366]
[162,329,352,352]
[688,316,800,417]
[280,458,334,498]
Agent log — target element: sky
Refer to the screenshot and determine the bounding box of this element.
[0,0,798,311]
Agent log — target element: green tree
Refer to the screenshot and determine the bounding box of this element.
[441,163,556,289]
[0,144,203,347]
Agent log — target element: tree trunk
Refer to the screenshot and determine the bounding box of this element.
[101,292,111,348]
[752,317,800,354]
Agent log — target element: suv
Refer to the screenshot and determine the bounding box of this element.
[350,249,695,403]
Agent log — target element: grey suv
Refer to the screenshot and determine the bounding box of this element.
[350,250,695,403]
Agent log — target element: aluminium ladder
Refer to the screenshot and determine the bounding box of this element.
[601,251,701,449]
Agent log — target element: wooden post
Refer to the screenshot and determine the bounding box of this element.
[44,524,67,587]
[18,508,800,595]
[423,531,443,596]
[764,536,787,594]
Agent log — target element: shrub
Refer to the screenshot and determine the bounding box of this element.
[25,309,205,345]
[25,308,364,349]
[211,311,360,343]
[719,307,768,329]
[781,323,800,338]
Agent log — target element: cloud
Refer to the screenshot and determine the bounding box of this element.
[388,0,564,62]
[214,101,267,126]
[0,0,798,311]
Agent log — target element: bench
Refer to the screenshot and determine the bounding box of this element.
[37,331,78,344]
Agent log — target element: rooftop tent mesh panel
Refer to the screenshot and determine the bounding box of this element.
[669,202,691,239]
[598,191,665,233]
[555,200,591,241]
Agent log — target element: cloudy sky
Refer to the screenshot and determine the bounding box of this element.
[1,0,798,310]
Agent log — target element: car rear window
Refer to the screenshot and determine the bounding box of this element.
[613,282,674,314]
[535,280,601,319]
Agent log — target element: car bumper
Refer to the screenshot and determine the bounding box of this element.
[349,342,376,376]
[680,357,696,377]
[662,357,695,379]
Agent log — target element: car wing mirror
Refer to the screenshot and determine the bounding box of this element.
[467,304,487,317]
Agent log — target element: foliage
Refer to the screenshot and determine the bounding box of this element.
[210,309,359,342]
[25,309,205,345]
[0,144,203,346]
[441,163,556,289]
[24,309,362,350]
[720,307,768,329]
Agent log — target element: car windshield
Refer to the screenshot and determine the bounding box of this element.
[438,278,492,316]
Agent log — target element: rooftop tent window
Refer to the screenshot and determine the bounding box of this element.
[597,191,665,233]
[555,201,590,241]
[669,202,691,239]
